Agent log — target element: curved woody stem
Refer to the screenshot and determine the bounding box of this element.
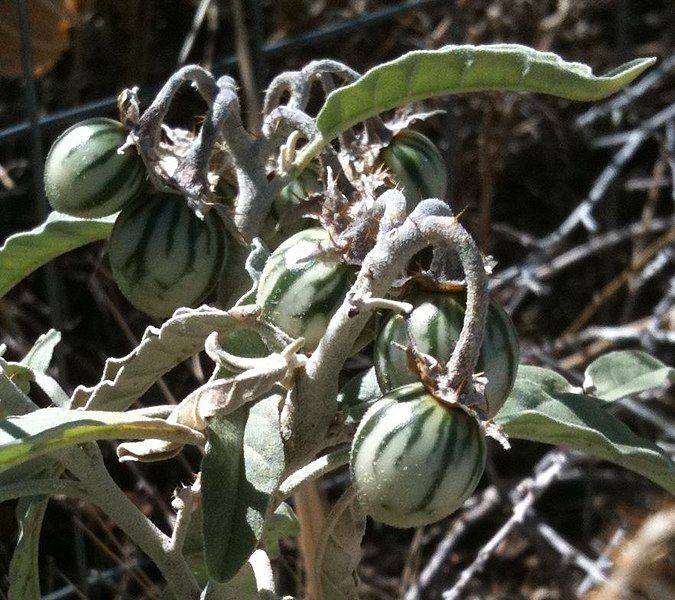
[282,196,490,469]
[134,65,218,167]
[263,59,359,115]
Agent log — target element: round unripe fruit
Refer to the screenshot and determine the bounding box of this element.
[380,129,447,209]
[374,292,519,417]
[262,163,323,249]
[44,118,145,217]
[350,383,486,528]
[109,194,227,317]
[256,228,354,351]
[271,161,323,220]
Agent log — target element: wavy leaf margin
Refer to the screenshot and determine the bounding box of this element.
[316,44,655,141]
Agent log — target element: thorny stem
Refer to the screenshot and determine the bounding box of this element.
[287,60,360,112]
[263,59,359,115]
[423,214,489,394]
[262,106,354,197]
[205,77,271,242]
[292,133,329,174]
[134,65,218,167]
[259,59,360,202]
[282,196,489,469]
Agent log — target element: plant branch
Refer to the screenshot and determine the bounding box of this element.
[278,446,350,500]
[65,447,200,599]
[282,197,489,469]
[442,452,569,600]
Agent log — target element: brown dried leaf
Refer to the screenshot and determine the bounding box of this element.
[0,0,78,80]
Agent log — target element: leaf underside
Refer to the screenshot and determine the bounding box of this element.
[317,44,655,140]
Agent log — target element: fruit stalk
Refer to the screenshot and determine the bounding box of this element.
[282,196,489,469]
[422,214,489,397]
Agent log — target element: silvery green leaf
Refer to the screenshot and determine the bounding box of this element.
[495,367,675,493]
[202,395,285,582]
[317,45,655,141]
[583,350,675,402]
[0,408,204,473]
[0,212,115,299]
[72,306,259,412]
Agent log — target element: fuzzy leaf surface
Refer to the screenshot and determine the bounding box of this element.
[495,367,675,493]
[0,408,204,472]
[72,307,255,412]
[317,44,655,141]
[0,212,114,299]
[584,350,675,402]
[202,395,285,582]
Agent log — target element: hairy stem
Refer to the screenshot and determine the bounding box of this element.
[282,197,489,468]
[421,215,489,392]
[278,446,350,500]
[66,447,200,599]
[137,65,218,157]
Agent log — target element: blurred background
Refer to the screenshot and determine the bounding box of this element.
[0,1,673,598]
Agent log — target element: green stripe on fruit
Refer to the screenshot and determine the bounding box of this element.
[350,383,486,528]
[45,118,146,218]
[256,228,355,351]
[109,193,227,318]
[374,292,519,418]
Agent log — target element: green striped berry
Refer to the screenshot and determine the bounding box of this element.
[262,162,323,248]
[374,292,519,417]
[271,161,323,220]
[256,228,354,351]
[109,193,227,317]
[350,383,486,528]
[44,118,145,218]
[380,129,447,209]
